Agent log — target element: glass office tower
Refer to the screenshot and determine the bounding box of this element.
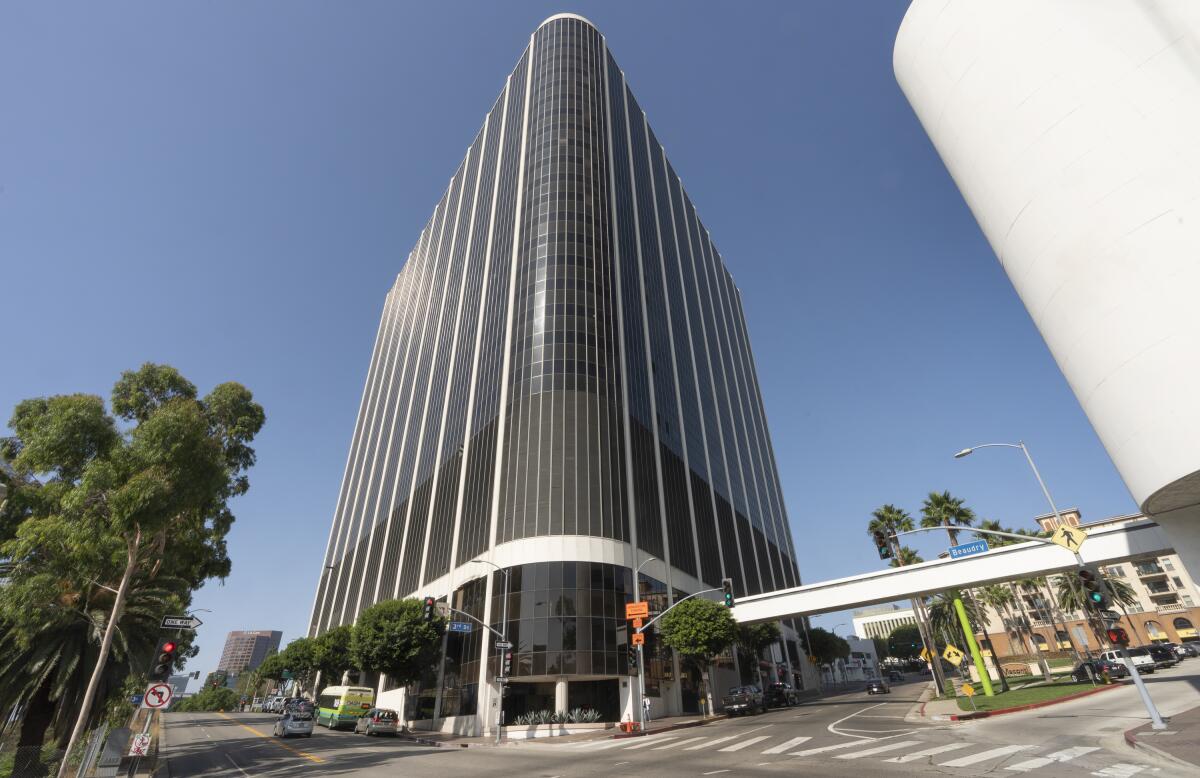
[310,13,803,732]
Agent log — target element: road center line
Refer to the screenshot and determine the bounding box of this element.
[215,713,324,763]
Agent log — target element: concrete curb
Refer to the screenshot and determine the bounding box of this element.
[394,732,477,748]
[1124,726,1199,771]
[610,715,725,739]
[948,682,1123,721]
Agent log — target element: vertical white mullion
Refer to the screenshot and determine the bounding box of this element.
[309,285,394,635]
[367,223,443,606]
[449,79,512,573]
[640,114,696,594]
[392,155,472,599]
[601,45,641,561]
[621,80,673,583]
[713,266,777,591]
[484,30,537,566]
[384,176,458,600]
[416,125,490,589]
[343,245,433,621]
[699,229,762,592]
[676,189,727,584]
[656,144,706,583]
[689,206,749,594]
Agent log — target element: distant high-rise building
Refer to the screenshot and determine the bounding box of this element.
[216,630,282,676]
[310,13,805,733]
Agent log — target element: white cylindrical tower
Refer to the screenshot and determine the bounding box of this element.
[894,1,1200,572]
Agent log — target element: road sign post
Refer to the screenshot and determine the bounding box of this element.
[127,733,152,757]
[160,615,203,630]
[141,683,173,710]
[953,597,994,696]
[941,644,964,667]
[447,621,473,634]
[947,539,990,559]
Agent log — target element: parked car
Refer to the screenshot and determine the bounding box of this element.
[1162,642,1191,659]
[763,682,799,708]
[1176,643,1200,657]
[273,709,314,738]
[722,685,766,716]
[1071,659,1128,681]
[886,670,904,682]
[1099,648,1155,673]
[865,679,890,695]
[1146,644,1179,668]
[354,708,400,736]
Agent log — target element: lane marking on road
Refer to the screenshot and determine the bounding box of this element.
[762,736,811,754]
[1091,765,1148,777]
[790,740,874,757]
[702,771,730,775]
[938,745,1034,767]
[686,735,739,750]
[578,738,635,749]
[653,736,706,750]
[883,743,971,763]
[624,736,677,750]
[226,754,251,777]
[216,713,324,763]
[828,703,887,739]
[718,735,769,752]
[835,740,921,760]
[1006,746,1099,772]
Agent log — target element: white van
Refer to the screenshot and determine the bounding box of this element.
[1100,647,1155,673]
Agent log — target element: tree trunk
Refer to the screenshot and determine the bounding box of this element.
[56,528,140,778]
[14,676,57,777]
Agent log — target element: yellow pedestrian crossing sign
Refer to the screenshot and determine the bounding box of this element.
[1050,525,1086,552]
[942,644,965,666]
[961,682,975,697]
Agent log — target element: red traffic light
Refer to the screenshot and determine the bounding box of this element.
[161,641,177,654]
[1106,628,1130,646]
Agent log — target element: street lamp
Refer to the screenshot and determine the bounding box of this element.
[953,442,1066,525]
[470,559,511,743]
[632,556,658,730]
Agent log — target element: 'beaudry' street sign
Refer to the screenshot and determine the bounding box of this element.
[948,539,990,559]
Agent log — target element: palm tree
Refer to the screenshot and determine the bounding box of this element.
[890,547,924,567]
[920,491,976,547]
[927,590,989,647]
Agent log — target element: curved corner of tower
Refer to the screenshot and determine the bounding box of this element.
[537,12,600,32]
[891,0,923,91]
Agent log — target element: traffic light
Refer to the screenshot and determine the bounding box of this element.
[1106,627,1130,646]
[1077,565,1110,610]
[150,639,178,681]
[872,530,892,560]
[422,596,436,621]
[501,650,513,678]
[722,578,735,608]
[627,643,639,671]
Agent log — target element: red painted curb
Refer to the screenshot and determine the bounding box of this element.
[949,682,1123,721]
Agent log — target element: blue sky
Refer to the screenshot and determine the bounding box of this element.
[1,1,1137,684]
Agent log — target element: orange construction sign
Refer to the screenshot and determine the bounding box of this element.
[632,618,644,629]
[631,632,645,646]
[625,601,649,619]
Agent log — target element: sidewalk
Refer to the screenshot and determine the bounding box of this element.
[1125,704,1200,770]
[398,712,721,748]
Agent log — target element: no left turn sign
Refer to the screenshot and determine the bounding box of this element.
[142,683,173,709]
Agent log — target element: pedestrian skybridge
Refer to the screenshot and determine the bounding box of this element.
[732,518,1172,623]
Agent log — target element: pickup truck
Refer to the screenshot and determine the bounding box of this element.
[763,682,799,708]
[722,685,766,716]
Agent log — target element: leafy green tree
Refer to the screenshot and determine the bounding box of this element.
[871,636,888,662]
[927,589,989,643]
[313,625,355,686]
[0,364,264,775]
[174,685,239,713]
[350,599,445,687]
[735,621,781,685]
[867,504,914,551]
[659,598,737,711]
[804,627,849,666]
[920,490,976,547]
[890,547,924,567]
[887,624,924,658]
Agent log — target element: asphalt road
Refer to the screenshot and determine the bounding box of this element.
[164,672,1196,777]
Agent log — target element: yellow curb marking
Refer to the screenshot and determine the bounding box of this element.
[217,712,325,763]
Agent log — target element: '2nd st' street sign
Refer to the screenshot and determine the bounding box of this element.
[948,539,989,559]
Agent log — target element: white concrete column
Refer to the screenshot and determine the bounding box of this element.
[1152,506,1200,583]
[555,677,568,713]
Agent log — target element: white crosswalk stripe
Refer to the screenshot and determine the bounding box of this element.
[1006,746,1099,772]
[1091,765,1148,777]
[654,736,707,750]
[938,745,1035,767]
[835,740,922,760]
[883,743,971,763]
[790,739,872,757]
[761,736,811,754]
[718,735,770,752]
[578,738,635,750]
[624,736,677,750]
[685,735,740,750]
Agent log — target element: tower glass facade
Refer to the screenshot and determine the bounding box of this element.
[310,13,802,729]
